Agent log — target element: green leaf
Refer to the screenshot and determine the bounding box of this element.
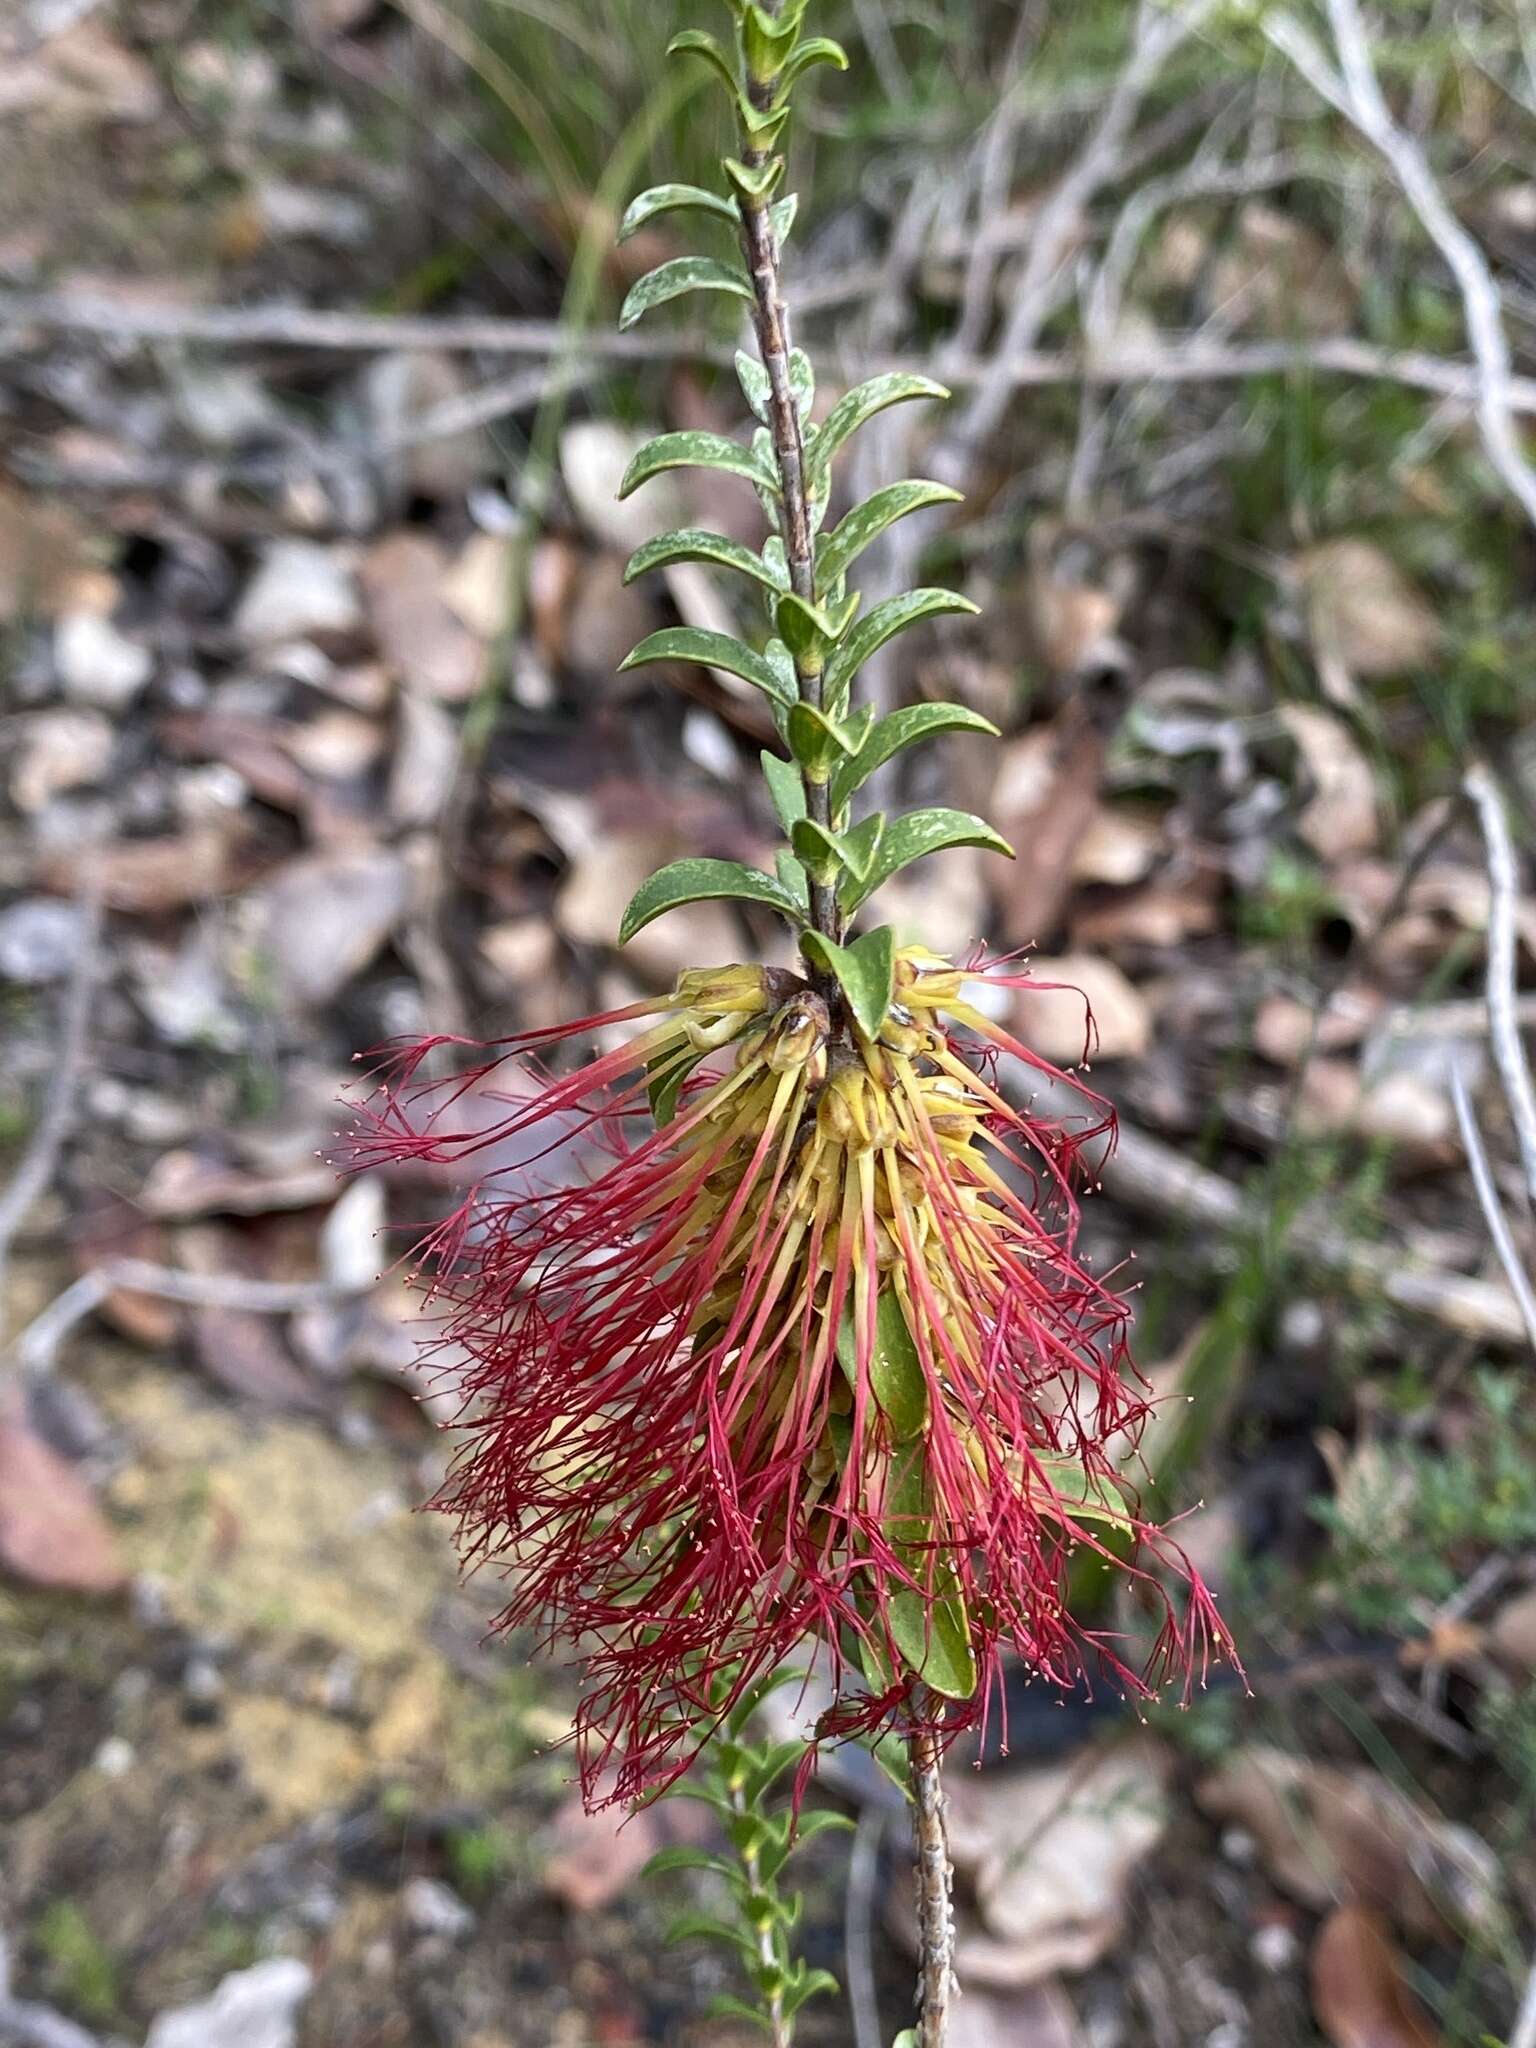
[619,859,806,943]
[620,627,792,705]
[806,373,950,493]
[725,1664,810,1738]
[774,848,810,906]
[722,155,784,203]
[776,35,849,95]
[624,528,787,593]
[761,750,807,831]
[893,2033,920,2048]
[785,701,853,779]
[790,817,844,884]
[619,256,753,330]
[736,348,772,424]
[647,1045,706,1126]
[836,810,886,887]
[789,348,815,423]
[840,807,1014,912]
[775,592,838,667]
[824,589,979,707]
[666,1911,758,1960]
[640,1845,738,1882]
[666,27,739,96]
[745,1737,809,1804]
[618,182,736,241]
[706,1994,774,2033]
[801,925,894,1042]
[829,703,1000,813]
[770,191,799,245]
[782,1966,841,2018]
[618,430,777,502]
[883,1440,978,1700]
[816,480,963,591]
[836,1282,927,1439]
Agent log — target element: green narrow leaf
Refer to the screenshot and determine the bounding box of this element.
[666,1912,759,1960]
[618,431,777,502]
[816,480,963,592]
[619,859,806,943]
[619,256,753,330]
[789,348,815,424]
[618,182,736,241]
[736,348,772,424]
[620,627,792,705]
[801,925,894,1042]
[776,35,849,94]
[624,528,787,593]
[647,1045,707,1126]
[769,191,799,245]
[841,808,1014,913]
[640,1845,738,1881]
[806,373,951,493]
[666,27,740,97]
[790,817,844,883]
[883,1440,978,1700]
[706,1994,775,2033]
[836,1282,927,1439]
[829,703,1000,813]
[835,810,886,887]
[722,154,784,203]
[785,701,854,779]
[823,589,979,707]
[761,750,807,831]
[774,848,810,906]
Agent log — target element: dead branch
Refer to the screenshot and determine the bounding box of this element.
[1464,762,1536,1204]
[1450,1061,1536,1354]
[10,1260,356,1380]
[1265,0,1536,527]
[1102,1119,1529,1347]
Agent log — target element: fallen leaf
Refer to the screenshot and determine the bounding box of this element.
[1072,879,1221,952]
[1311,1905,1444,2048]
[989,719,1106,946]
[359,532,485,702]
[234,537,362,648]
[1281,705,1379,861]
[72,1192,180,1348]
[1196,1746,1499,1941]
[254,847,410,1008]
[0,1396,125,1593]
[907,1740,1171,1987]
[37,824,251,914]
[0,481,94,623]
[191,1305,326,1413]
[1022,521,1134,681]
[360,350,488,505]
[1254,987,1382,1067]
[1071,807,1163,887]
[140,1149,338,1220]
[1298,541,1440,701]
[1011,955,1151,1065]
[950,1981,1084,2048]
[10,708,113,814]
[1488,1588,1536,1672]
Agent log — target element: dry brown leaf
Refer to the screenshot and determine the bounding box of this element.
[1022,522,1133,680]
[932,1739,1171,1986]
[0,1397,126,1594]
[1196,1747,1499,1941]
[950,1981,1084,2048]
[1311,1906,1445,2048]
[1298,541,1440,700]
[1254,987,1383,1067]
[989,720,1106,946]
[359,532,486,703]
[0,482,95,623]
[37,824,250,914]
[191,1306,327,1414]
[1012,955,1151,1065]
[254,847,410,1008]
[1488,1588,1536,1672]
[1071,807,1163,888]
[1072,880,1222,952]
[140,1149,338,1221]
[10,708,114,814]
[1282,705,1380,861]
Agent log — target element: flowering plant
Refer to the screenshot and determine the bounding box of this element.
[357,4,1234,2039]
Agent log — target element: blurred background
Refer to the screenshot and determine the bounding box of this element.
[2,1,1536,2043]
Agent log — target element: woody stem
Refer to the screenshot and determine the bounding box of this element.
[735,137,840,951]
[909,1721,955,2048]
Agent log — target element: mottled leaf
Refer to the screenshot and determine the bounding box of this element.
[824,589,979,706]
[842,806,1014,911]
[619,859,806,942]
[624,528,786,593]
[761,750,807,831]
[830,702,1000,812]
[807,374,950,493]
[620,627,792,705]
[816,480,962,591]
[619,257,753,330]
[618,182,736,241]
[618,431,777,502]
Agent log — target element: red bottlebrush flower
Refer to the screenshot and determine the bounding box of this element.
[353,951,1235,1809]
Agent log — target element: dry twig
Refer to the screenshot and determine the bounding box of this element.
[1464,762,1536,1204]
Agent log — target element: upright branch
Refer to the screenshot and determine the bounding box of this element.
[908,1722,956,2048]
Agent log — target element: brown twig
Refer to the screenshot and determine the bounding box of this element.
[907,1722,954,2048]
[1464,762,1536,1205]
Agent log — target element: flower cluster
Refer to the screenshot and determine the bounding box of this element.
[355,950,1233,1808]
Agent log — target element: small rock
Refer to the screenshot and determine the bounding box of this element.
[1252,1920,1299,1973]
[255,180,370,247]
[146,1958,314,2048]
[402,1876,476,1941]
[0,897,88,983]
[234,539,361,648]
[175,366,280,449]
[93,1735,134,1777]
[321,1176,384,1293]
[182,1653,225,1724]
[54,607,153,709]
